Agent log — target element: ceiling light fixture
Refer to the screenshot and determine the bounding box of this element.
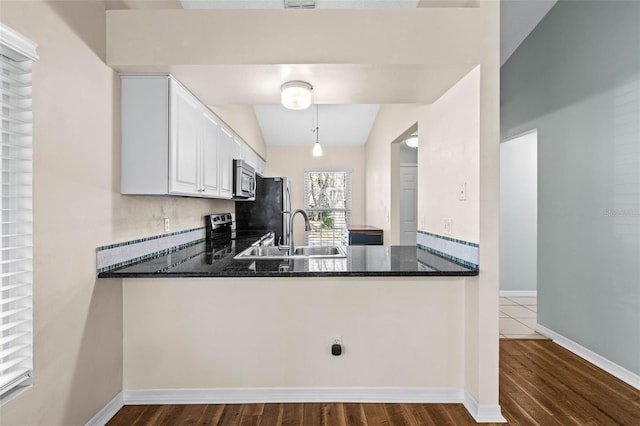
[405,134,418,149]
[281,80,313,110]
[312,104,323,157]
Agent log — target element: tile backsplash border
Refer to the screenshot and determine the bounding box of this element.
[96,227,206,274]
[417,230,479,270]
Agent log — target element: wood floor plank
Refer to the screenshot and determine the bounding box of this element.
[131,405,165,425]
[322,402,347,426]
[258,403,283,426]
[446,404,479,425]
[280,403,304,426]
[421,404,456,425]
[172,404,208,425]
[302,402,323,425]
[383,403,417,426]
[242,403,265,416]
[196,404,226,425]
[154,404,188,426]
[106,405,147,425]
[217,404,243,426]
[343,403,367,426]
[404,404,437,426]
[361,403,391,426]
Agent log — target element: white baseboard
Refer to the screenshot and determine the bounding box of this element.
[536,324,640,391]
[499,290,537,297]
[463,391,507,423]
[85,391,124,426]
[90,387,508,424]
[123,387,465,405]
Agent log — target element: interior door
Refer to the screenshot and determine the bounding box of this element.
[400,164,418,245]
[169,81,200,195]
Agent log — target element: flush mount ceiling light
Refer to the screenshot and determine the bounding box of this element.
[281,80,313,110]
[405,134,419,149]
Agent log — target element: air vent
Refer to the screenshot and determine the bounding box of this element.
[284,0,316,8]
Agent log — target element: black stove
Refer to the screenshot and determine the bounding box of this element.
[204,213,233,251]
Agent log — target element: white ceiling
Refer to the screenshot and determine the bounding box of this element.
[166,0,558,147]
[254,104,380,146]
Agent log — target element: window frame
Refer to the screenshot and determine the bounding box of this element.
[303,168,352,246]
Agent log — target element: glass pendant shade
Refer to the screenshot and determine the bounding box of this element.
[312,141,323,157]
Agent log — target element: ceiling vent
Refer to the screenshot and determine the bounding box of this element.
[284,0,316,8]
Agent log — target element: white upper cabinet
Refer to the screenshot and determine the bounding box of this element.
[121,74,259,199]
[218,125,234,199]
[169,81,202,195]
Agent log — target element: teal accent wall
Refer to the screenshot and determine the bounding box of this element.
[502,0,640,375]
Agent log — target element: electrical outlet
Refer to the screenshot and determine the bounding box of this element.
[444,218,452,235]
[332,336,343,345]
[164,218,170,233]
[459,182,467,201]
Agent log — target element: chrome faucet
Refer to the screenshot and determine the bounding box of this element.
[288,209,311,255]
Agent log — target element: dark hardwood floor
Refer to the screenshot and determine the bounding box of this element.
[108,340,640,425]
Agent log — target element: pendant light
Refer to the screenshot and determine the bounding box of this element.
[312,104,323,157]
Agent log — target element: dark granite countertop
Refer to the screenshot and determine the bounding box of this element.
[98,230,478,278]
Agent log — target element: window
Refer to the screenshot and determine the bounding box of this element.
[304,169,351,246]
[0,24,37,402]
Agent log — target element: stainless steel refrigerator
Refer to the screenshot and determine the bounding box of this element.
[235,176,291,246]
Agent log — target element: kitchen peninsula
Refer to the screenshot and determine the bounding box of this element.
[98,233,477,278]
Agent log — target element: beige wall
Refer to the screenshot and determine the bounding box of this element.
[265,146,365,245]
[209,104,267,160]
[123,277,466,390]
[106,9,488,67]
[364,104,422,241]
[0,2,233,425]
[419,67,480,243]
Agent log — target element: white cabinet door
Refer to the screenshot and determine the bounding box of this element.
[201,110,220,196]
[169,82,200,195]
[232,136,242,162]
[241,143,255,169]
[218,126,234,199]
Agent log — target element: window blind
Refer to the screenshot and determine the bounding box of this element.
[0,24,36,402]
[304,169,352,246]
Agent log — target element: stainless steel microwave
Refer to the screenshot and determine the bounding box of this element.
[233,159,256,199]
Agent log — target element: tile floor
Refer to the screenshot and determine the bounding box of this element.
[499,296,547,339]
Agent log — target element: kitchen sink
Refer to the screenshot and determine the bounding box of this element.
[234,245,346,260]
[292,246,343,256]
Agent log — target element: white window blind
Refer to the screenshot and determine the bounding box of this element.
[0,24,37,402]
[304,169,352,246]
